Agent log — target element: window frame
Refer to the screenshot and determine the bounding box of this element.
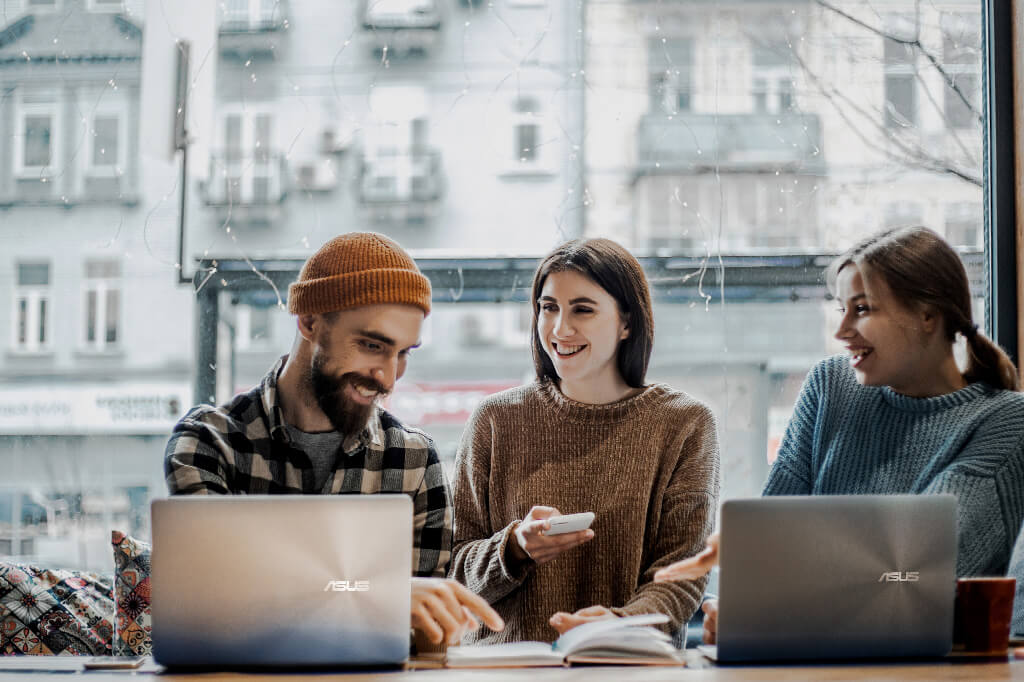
[81,259,122,352]
[11,262,52,355]
[14,91,60,179]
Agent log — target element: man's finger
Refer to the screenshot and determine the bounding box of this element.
[431,583,466,628]
[411,605,443,644]
[451,582,505,632]
[422,594,463,640]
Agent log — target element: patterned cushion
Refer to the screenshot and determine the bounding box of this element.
[0,562,114,656]
[111,531,152,656]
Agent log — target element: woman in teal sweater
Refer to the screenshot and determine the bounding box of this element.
[658,226,1024,643]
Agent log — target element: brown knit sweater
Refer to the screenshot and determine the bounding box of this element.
[449,380,720,644]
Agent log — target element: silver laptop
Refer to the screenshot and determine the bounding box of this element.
[151,495,412,669]
[703,494,956,663]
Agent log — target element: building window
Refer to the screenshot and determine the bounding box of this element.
[16,92,60,177]
[649,38,693,114]
[12,262,51,353]
[26,0,60,11]
[217,110,278,204]
[945,202,982,247]
[88,0,125,11]
[91,116,120,167]
[506,96,552,173]
[235,304,274,351]
[883,18,918,129]
[884,200,922,228]
[224,0,280,28]
[83,260,121,350]
[942,16,980,130]
[751,38,796,114]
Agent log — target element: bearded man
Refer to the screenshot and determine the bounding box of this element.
[164,232,502,646]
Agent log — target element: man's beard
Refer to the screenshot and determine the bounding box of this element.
[309,353,389,436]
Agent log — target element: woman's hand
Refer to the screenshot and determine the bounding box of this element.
[549,605,617,635]
[653,532,720,582]
[506,505,594,568]
[700,599,718,644]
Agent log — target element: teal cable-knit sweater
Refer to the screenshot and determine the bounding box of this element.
[764,355,1024,577]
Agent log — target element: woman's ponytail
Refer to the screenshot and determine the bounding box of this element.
[963,325,1020,391]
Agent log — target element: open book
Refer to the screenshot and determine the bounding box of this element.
[445,614,685,668]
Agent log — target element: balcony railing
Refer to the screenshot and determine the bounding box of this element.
[357,149,443,205]
[362,0,441,53]
[203,151,287,222]
[219,0,288,57]
[636,112,825,176]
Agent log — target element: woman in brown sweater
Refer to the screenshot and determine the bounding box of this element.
[449,238,720,644]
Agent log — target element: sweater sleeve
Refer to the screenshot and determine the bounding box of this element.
[448,402,533,603]
[610,404,721,631]
[923,421,1024,576]
[762,360,826,495]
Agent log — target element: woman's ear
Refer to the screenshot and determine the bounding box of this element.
[619,313,630,340]
[918,305,939,335]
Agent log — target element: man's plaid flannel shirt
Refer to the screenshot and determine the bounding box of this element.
[164,356,451,578]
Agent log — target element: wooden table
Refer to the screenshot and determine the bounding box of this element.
[3,652,1024,680]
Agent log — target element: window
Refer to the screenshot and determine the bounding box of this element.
[235,304,274,351]
[26,0,60,11]
[224,0,280,28]
[649,38,693,114]
[88,0,125,11]
[82,259,121,351]
[945,202,982,247]
[751,38,796,114]
[883,18,918,129]
[15,92,59,176]
[214,110,280,204]
[0,0,998,576]
[504,96,554,174]
[82,92,128,181]
[942,16,981,130]
[12,262,51,353]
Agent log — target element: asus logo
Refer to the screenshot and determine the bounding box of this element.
[323,580,370,592]
[878,571,920,583]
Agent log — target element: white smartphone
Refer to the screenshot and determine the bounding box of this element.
[83,656,146,670]
[545,511,595,535]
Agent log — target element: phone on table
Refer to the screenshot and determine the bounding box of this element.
[545,511,595,536]
[83,656,146,670]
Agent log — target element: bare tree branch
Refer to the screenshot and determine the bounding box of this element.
[815,0,981,125]
[786,41,982,186]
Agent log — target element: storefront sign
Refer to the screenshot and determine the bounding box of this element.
[0,383,190,435]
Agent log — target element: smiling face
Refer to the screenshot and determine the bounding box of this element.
[303,303,423,435]
[536,269,629,395]
[833,264,936,394]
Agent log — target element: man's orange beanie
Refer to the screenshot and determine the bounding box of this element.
[287,233,431,316]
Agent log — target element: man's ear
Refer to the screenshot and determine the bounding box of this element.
[296,314,317,342]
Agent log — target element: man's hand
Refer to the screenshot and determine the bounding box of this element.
[700,599,718,644]
[506,506,594,568]
[653,532,720,582]
[410,578,504,646]
[548,605,617,636]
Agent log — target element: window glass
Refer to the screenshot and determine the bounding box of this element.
[0,0,990,570]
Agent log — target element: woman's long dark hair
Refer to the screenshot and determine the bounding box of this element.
[826,226,1019,390]
[530,238,654,388]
